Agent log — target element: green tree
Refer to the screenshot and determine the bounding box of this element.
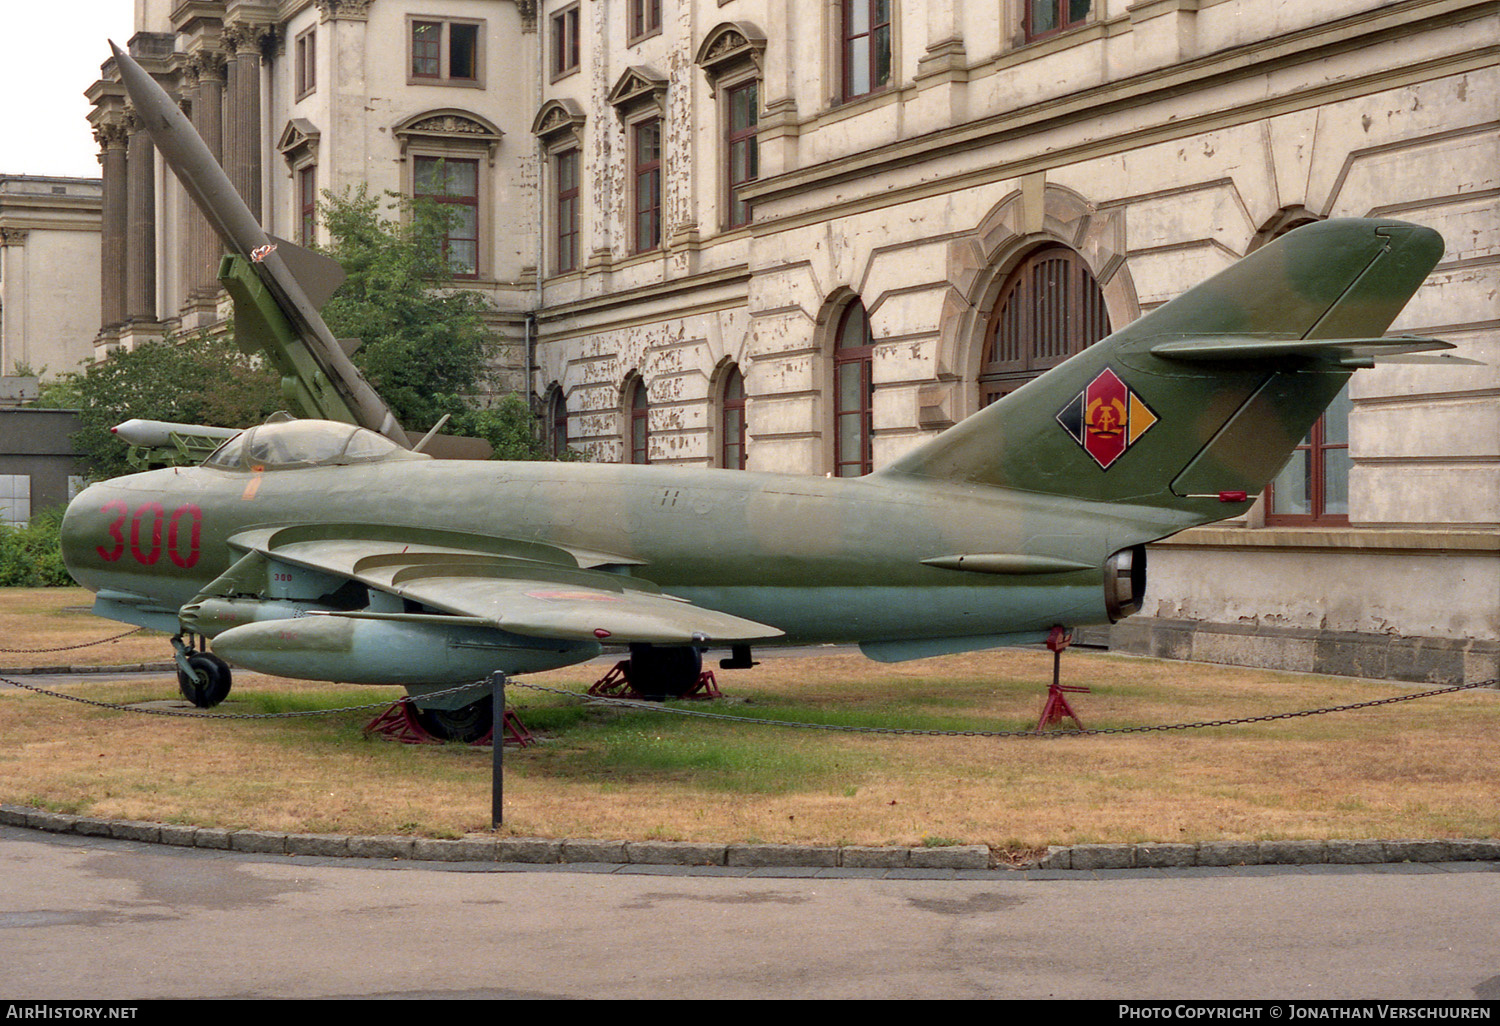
[317,185,493,434]
[37,332,282,480]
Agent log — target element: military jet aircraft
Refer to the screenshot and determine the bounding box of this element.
[59,46,1454,740]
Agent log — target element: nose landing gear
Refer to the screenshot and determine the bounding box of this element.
[171,633,233,708]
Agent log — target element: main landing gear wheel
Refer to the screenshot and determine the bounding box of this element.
[627,644,703,701]
[177,652,233,708]
[414,695,494,743]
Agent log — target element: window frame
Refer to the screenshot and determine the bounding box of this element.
[551,3,580,81]
[626,375,650,465]
[833,301,876,477]
[1264,387,1352,526]
[632,116,663,254]
[1023,0,1094,45]
[628,0,663,46]
[839,0,893,104]
[979,244,1110,406]
[297,164,318,247]
[412,155,482,280]
[548,387,570,460]
[720,364,747,470]
[553,147,581,275]
[294,26,316,100]
[408,16,485,88]
[723,77,759,230]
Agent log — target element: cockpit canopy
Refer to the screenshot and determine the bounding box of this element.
[205,420,431,471]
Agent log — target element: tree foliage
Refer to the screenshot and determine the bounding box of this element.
[38,332,282,480]
[317,186,493,434]
[0,508,76,587]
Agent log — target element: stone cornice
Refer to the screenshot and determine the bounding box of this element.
[743,0,1499,222]
[607,66,669,116]
[1155,526,1500,553]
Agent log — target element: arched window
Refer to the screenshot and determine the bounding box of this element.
[834,301,875,476]
[979,245,1110,405]
[547,386,569,459]
[720,364,747,469]
[625,375,649,465]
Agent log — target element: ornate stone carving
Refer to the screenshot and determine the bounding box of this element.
[532,99,586,141]
[607,66,669,115]
[277,118,322,170]
[392,109,504,164]
[93,119,131,151]
[314,0,374,22]
[694,21,767,85]
[0,228,30,247]
[516,0,537,33]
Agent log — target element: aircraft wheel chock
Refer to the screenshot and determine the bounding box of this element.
[177,652,233,708]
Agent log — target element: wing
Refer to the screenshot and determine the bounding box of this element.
[192,523,782,646]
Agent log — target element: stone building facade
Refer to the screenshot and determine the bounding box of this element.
[0,175,102,378]
[94,0,1499,681]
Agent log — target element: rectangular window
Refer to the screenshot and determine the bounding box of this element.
[555,149,580,274]
[1266,388,1351,525]
[410,18,482,85]
[551,4,580,79]
[842,0,892,102]
[298,166,317,246]
[414,156,480,277]
[629,0,662,44]
[725,80,758,229]
[633,118,662,253]
[0,475,31,527]
[1025,0,1093,43]
[294,27,316,99]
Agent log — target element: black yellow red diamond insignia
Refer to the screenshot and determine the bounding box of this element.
[1056,367,1158,469]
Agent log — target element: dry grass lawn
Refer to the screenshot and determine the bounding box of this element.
[3,587,1497,853]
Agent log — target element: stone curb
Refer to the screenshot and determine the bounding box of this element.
[4,805,1497,870]
[0,663,176,676]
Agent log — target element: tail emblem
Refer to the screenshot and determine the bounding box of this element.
[1056,367,1159,469]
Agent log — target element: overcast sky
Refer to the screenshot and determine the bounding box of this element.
[0,2,139,178]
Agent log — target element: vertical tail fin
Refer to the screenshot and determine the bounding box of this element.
[878,219,1446,519]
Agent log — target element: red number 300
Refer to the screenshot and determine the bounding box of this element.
[97,501,202,569]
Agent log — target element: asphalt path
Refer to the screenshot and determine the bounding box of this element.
[2,826,1497,1000]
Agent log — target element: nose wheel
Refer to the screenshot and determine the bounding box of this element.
[172,633,233,708]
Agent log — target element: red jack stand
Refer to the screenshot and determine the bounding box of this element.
[588,660,723,700]
[363,699,535,747]
[1036,626,1089,732]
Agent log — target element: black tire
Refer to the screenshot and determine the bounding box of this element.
[627,644,703,701]
[177,652,232,708]
[414,696,494,743]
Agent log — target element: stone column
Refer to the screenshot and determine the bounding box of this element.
[223,23,271,221]
[94,118,130,330]
[123,107,158,326]
[189,50,227,301]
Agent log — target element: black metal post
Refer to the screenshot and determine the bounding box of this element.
[490,671,505,828]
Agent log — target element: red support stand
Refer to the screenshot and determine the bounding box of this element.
[362,698,535,747]
[1036,626,1089,732]
[588,660,722,700]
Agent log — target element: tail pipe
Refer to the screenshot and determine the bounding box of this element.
[1104,545,1147,622]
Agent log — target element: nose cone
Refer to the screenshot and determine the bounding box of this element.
[60,481,112,584]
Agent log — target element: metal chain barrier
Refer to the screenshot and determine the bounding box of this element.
[0,673,482,721]
[510,677,1499,739]
[0,626,144,654]
[2,667,1493,734]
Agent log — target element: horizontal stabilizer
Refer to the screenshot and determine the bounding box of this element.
[266,235,346,309]
[1151,334,1453,364]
